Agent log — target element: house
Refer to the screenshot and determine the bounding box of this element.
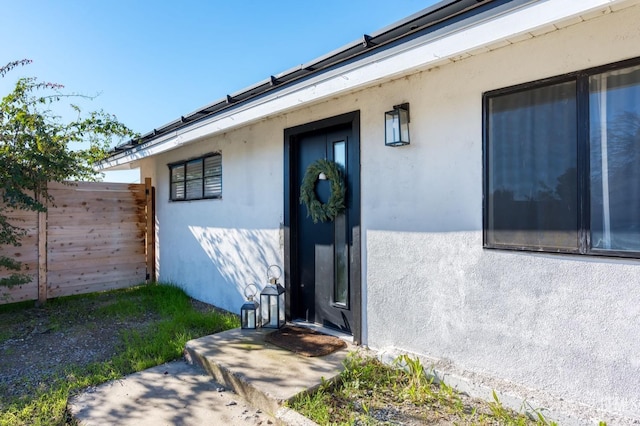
[99,0,640,423]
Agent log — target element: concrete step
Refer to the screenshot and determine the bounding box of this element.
[184,327,351,419]
[68,360,276,426]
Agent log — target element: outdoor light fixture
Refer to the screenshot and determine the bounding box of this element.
[260,265,285,329]
[240,284,259,329]
[384,103,410,146]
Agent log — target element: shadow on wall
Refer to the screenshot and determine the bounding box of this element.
[188,226,281,306]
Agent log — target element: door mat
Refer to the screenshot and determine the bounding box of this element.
[264,325,347,357]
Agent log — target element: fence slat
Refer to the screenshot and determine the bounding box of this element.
[47,223,143,235]
[48,278,146,298]
[49,267,147,286]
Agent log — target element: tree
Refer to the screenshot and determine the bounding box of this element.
[0,59,136,290]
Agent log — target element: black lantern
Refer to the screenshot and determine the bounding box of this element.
[260,265,285,329]
[240,284,259,329]
[385,103,410,146]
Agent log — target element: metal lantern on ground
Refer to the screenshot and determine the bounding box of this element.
[260,265,285,329]
[384,103,410,147]
[240,284,259,329]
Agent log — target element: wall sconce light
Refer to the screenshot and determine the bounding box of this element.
[385,103,410,147]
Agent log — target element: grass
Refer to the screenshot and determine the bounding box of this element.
[289,353,561,425]
[0,283,239,426]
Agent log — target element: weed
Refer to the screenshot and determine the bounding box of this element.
[291,352,547,425]
[488,390,530,425]
[291,387,333,424]
[519,399,559,426]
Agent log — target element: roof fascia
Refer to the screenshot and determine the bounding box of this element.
[98,0,623,170]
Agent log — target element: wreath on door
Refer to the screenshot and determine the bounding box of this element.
[299,159,346,223]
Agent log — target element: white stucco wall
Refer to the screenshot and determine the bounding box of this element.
[136,2,640,423]
[140,121,286,311]
[361,5,640,424]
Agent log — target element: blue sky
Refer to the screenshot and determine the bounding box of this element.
[1,1,436,181]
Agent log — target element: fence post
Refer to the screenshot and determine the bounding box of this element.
[37,208,47,305]
[145,177,156,283]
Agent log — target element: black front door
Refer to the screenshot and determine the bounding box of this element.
[284,112,361,337]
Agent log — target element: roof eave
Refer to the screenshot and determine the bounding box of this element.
[99,0,626,170]
[101,0,499,165]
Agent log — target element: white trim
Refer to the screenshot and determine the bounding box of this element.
[99,0,627,170]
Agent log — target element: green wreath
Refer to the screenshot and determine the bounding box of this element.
[300,159,346,223]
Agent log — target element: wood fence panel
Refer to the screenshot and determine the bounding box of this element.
[45,182,149,299]
[0,180,154,305]
[0,209,39,303]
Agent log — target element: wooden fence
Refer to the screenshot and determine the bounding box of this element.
[0,179,155,305]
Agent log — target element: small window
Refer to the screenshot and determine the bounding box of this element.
[169,154,221,201]
[484,59,640,258]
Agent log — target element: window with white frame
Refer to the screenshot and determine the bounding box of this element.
[169,154,222,201]
[484,59,640,257]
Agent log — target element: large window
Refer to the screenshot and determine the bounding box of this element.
[484,59,640,257]
[169,154,222,201]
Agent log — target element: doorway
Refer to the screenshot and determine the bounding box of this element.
[284,111,361,343]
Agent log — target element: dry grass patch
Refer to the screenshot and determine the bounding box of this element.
[289,352,561,425]
[0,283,238,426]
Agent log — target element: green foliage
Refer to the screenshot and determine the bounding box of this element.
[299,158,346,223]
[0,59,136,288]
[394,354,428,388]
[290,352,557,425]
[488,390,530,425]
[288,385,333,424]
[0,283,239,425]
[0,256,30,289]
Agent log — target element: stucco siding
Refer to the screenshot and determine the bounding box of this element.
[363,4,640,422]
[147,122,285,312]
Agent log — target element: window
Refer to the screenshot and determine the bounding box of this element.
[169,154,221,201]
[484,59,640,257]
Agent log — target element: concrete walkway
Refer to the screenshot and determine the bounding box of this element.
[68,361,274,426]
[68,326,352,425]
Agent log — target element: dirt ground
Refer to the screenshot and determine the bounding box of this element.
[0,296,213,405]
